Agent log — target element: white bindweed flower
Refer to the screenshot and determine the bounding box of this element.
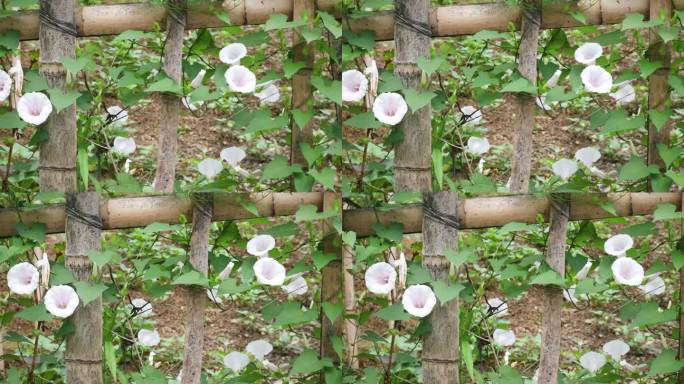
[364,262,397,295]
[552,159,578,180]
[131,298,153,317]
[390,251,407,290]
[255,83,280,105]
[223,351,250,372]
[246,339,273,360]
[546,69,562,88]
[492,329,516,347]
[604,234,633,257]
[219,43,247,65]
[33,247,50,291]
[225,65,256,94]
[106,105,128,125]
[282,274,308,296]
[190,69,206,89]
[563,285,578,302]
[536,95,552,111]
[363,56,378,98]
[44,285,79,318]
[611,257,644,286]
[207,286,225,304]
[197,158,223,179]
[461,105,482,124]
[112,137,136,156]
[486,297,508,316]
[17,92,52,125]
[639,274,666,295]
[246,234,276,257]
[602,339,630,361]
[137,329,160,347]
[218,261,235,281]
[574,43,603,65]
[466,137,490,156]
[8,56,23,101]
[575,147,601,168]
[609,81,636,105]
[402,284,437,318]
[253,257,286,286]
[342,69,368,102]
[7,262,39,295]
[0,69,11,102]
[220,147,247,168]
[581,65,613,94]
[576,260,593,280]
[579,351,606,373]
[372,92,408,126]
[182,96,201,112]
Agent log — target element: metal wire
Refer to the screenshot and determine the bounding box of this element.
[39,2,78,37]
[65,195,103,230]
[422,195,460,230]
[394,2,432,38]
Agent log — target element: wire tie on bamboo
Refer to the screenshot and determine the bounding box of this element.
[394,1,432,37]
[422,196,459,230]
[65,195,103,230]
[549,192,571,220]
[190,192,212,220]
[38,3,78,37]
[166,0,188,27]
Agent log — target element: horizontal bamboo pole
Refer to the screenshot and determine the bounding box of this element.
[0,0,339,41]
[347,0,684,41]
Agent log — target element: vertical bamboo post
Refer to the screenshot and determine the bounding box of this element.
[646,0,672,179]
[38,0,77,192]
[537,194,569,384]
[320,192,344,361]
[64,193,103,384]
[509,0,541,193]
[678,191,684,384]
[393,0,432,192]
[154,0,186,193]
[180,194,212,384]
[342,244,359,368]
[290,0,315,168]
[421,192,459,383]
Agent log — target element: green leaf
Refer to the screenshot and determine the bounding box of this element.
[471,30,507,40]
[0,30,20,50]
[669,75,684,95]
[300,27,322,43]
[653,203,684,221]
[274,301,317,327]
[657,25,681,43]
[47,88,80,113]
[622,12,662,30]
[444,248,474,268]
[172,271,209,287]
[403,89,435,113]
[261,155,293,181]
[86,249,119,268]
[290,349,328,376]
[0,111,27,129]
[217,278,250,295]
[601,109,646,134]
[245,112,288,134]
[530,270,565,286]
[657,144,682,167]
[499,222,536,233]
[312,250,337,270]
[618,156,652,181]
[264,222,299,237]
[113,30,155,42]
[344,112,381,129]
[432,280,464,304]
[666,170,684,188]
[371,222,404,243]
[322,302,343,323]
[73,281,107,306]
[77,147,88,189]
[319,11,341,38]
[309,167,336,190]
[294,204,337,222]
[648,108,671,132]
[283,59,307,78]
[672,249,684,271]
[342,231,356,247]
[501,77,536,94]
[263,13,306,31]
[621,222,656,237]
[146,77,182,94]
[417,56,444,77]
[17,304,53,322]
[311,76,341,104]
[16,222,46,243]
[61,57,95,75]
[141,222,182,234]
[375,303,410,321]
[648,349,684,377]
[292,109,314,129]
[639,60,663,78]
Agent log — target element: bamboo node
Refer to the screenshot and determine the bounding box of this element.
[422,357,459,364]
[64,357,102,364]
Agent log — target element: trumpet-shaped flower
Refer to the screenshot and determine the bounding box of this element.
[611,257,644,286]
[574,147,601,168]
[536,95,552,111]
[190,69,206,88]
[372,92,408,126]
[492,329,516,347]
[131,298,153,317]
[44,285,79,318]
[0,69,11,102]
[253,257,286,286]
[282,274,308,296]
[197,158,223,179]
[7,262,39,295]
[342,69,368,102]
[581,65,613,94]
[33,247,50,291]
[602,339,629,361]
[218,261,235,281]
[563,285,578,302]
[223,351,250,372]
[466,137,490,156]
[545,69,562,88]
[552,159,578,180]
[246,339,273,360]
[639,274,665,295]
[363,56,378,97]
[486,297,508,316]
[106,105,128,125]
[609,81,636,105]
[255,82,280,105]
[402,284,437,318]
[225,65,256,93]
[579,351,606,373]
[137,329,160,347]
[461,105,482,124]
[364,262,397,295]
[390,251,407,290]
[576,260,593,280]
[17,92,52,125]
[220,147,247,168]
[574,43,603,65]
[604,234,633,257]
[246,234,276,257]
[219,43,247,65]
[112,137,136,156]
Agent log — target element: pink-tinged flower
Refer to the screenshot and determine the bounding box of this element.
[17,92,52,125]
[342,69,368,102]
[197,158,223,179]
[611,257,644,286]
[576,260,593,280]
[44,285,79,318]
[545,69,562,88]
[390,251,407,290]
[466,137,490,156]
[0,69,11,102]
[581,65,613,94]
[246,339,273,360]
[604,234,633,257]
[364,262,397,295]
[223,351,250,372]
[255,82,280,105]
[552,159,578,180]
[246,234,276,257]
[574,147,601,168]
[106,105,128,125]
[492,329,516,347]
[579,351,606,373]
[639,274,666,295]
[190,69,206,89]
[372,92,408,126]
[7,262,39,295]
[33,247,50,291]
[112,137,136,156]
[460,105,482,124]
[609,81,636,105]
[253,257,286,286]
[282,274,308,296]
[218,261,235,281]
[137,329,160,347]
[363,56,378,98]
[574,43,603,65]
[401,284,437,318]
[219,43,247,65]
[602,339,629,361]
[224,65,256,93]
[220,147,247,168]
